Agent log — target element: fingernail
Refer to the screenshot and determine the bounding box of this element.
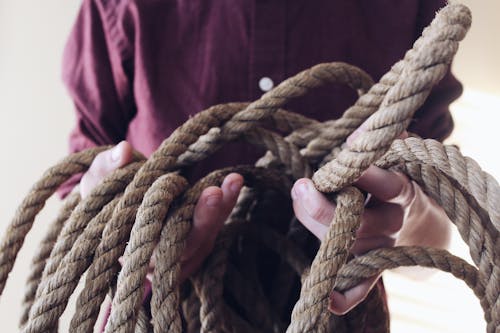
[205,195,220,207]
[230,179,243,193]
[295,182,308,197]
[111,143,123,162]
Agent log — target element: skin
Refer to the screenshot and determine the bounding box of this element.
[80,141,244,283]
[81,132,451,317]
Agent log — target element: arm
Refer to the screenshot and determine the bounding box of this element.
[58,0,135,197]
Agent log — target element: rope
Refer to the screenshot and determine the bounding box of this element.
[20,190,80,328]
[2,3,497,333]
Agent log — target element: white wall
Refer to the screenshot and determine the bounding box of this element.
[0,1,81,331]
[453,0,500,95]
[0,1,498,332]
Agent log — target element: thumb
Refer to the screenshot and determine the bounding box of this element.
[80,141,133,198]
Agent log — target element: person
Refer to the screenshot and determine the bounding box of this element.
[61,0,461,328]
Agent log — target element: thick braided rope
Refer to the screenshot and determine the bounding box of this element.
[25,196,122,333]
[377,139,499,284]
[301,66,396,162]
[335,246,483,298]
[5,4,496,333]
[151,166,290,333]
[193,221,310,333]
[33,162,142,299]
[193,223,239,333]
[286,186,365,333]
[64,104,314,332]
[69,102,308,332]
[105,113,304,331]
[23,162,143,333]
[0,146,109,295]
[178,62,373,166]
[19,190,80,328]
[313,4,472,192]
[180,50,426,330]
[181,289,202,333]
[379,138,499,232]
[335,246,494,332]
[409,162,498,332]
[134,307,153,333]
[12,63,372,330]
[228,260,288,332]
[106,282,153,333]
[191,106,322,332]
[374,139,499,331]
[66,104,247,332]
[104,173,188,333]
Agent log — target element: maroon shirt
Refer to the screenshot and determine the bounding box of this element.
[63,0,462,168]
[62,1,461,330]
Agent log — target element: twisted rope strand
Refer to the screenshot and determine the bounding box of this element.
[313,4,472,192]
[336,246,482,294]
[0,146,109,295]
[151,166,290,333]
[24,162,143,333]
[19,190,80,328]
[105,173,188,333]
[5,4,499,333]
[287,186,365,333]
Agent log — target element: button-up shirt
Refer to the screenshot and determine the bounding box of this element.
[63,0,462,175]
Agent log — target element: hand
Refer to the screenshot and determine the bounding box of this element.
[291,133,451,315]
[80,141,244,282]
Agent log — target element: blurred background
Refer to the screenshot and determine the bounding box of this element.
[0,1,498,332]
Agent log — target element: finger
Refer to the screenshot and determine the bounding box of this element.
[179,239,215,283]
[356,202,403,238]
[354,166,414,205]
[291,178,334,240]
[219,173,244,220]
[182,186,223,261]
[180,174,243,280]
[182,173,243,261]
[328,275,380,315]
[80,141,133,198]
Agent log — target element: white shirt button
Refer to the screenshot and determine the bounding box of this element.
[259,77,274,92]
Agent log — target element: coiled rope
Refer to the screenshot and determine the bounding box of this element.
[0,3,497,333]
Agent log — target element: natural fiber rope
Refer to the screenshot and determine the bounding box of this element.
[24,162,144,333]
[105,173,188,332]
[312,4,471,192]
[375,138,499,331]
[19,190,81,328]
[2,3,497,333]
[335,246,483,297]
[0,146,110,296]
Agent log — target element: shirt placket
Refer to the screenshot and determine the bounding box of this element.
[249,0,286,99]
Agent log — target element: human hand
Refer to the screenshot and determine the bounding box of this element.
[80,141,244,282]
[291,132,450,315]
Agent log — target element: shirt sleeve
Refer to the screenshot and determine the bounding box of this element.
[408,0,463,141]
[59,0,136,196]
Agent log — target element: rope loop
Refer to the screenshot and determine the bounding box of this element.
[2,3,498,333]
